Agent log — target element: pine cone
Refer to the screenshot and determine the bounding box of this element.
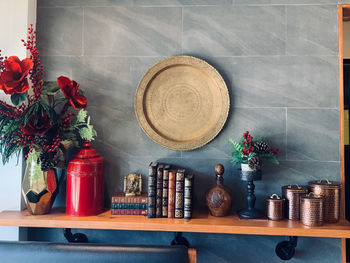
[34,135,49,146]
[40,152,54,171]
[248,156,261,171]
[254,141,269,154]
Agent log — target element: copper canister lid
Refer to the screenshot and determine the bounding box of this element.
[266,193,285,202]
[300,193,323,201]
[282,184,308,192]
[308,179,340,189]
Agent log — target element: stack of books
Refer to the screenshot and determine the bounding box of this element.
[111,193,148,215]
[147,162,194,219]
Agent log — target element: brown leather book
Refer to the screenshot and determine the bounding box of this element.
[111,192,148,204]
[167,170,176,218]
[156,164,164,218]
[175,169,185,219]
[162,165,170,217]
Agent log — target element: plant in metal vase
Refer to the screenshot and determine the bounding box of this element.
[0,25,97,215]
[229,131,279,219]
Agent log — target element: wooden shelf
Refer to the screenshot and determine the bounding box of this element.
[1,208,350,238]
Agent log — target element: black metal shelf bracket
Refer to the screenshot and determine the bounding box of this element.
[275,236,298,260]
[63,228,88,243]
[171,232,189,248]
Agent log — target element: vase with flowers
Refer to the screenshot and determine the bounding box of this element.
[229,131,279,219]
[0,25,97,215]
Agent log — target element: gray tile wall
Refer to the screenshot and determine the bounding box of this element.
[33,0,342,262]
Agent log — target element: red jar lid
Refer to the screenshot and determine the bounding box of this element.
[75,141,99,159]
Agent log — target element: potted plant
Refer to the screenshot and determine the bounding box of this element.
[0,25,97,215]
[229,131,279,180]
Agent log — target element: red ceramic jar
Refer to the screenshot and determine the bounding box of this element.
[66,141,104,216]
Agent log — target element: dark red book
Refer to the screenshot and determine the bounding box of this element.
[156,164,164,218]
[111,209,147,215]
[168,170,176,218]
[111,192,148,204]
[162,165,170,217]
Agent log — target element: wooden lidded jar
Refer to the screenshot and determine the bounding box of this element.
[308,179,340,223]
[282,185,308,220]
[300,193,324,226]
[266,194,285,221]
[205,164,232,217]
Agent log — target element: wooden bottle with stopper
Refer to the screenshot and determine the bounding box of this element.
[205,164,232,217]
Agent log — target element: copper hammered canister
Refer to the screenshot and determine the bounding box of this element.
[308,179,340,223]
[300,193,324,226]
[282,185,308,220]
[266,194,285,221]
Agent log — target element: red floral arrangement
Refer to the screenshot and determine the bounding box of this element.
[229,131,279,171]
[0,25,96,170]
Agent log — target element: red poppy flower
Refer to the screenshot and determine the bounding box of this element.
[57,76,87,109]
[22,113,52,135]
[0,56,33,95]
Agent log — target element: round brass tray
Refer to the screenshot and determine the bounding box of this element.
[134,56,230,151]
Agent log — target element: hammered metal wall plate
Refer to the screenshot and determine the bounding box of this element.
[134,56,230,151]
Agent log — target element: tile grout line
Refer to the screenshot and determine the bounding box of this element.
[82,7,85,57]
[37,3,337,8]
[181,7,184,55]
[284,5,287,56]
[285,107,288,161]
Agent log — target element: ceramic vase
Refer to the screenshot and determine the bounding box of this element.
[22,159,58,215]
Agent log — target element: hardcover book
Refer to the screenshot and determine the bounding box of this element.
[175,169,185,219]
[167,170,176,218]
[111,209,147,215]
[156,164,164,218]
[112,192,148,204]
[147,162,158,218]
[184,174,193,219]
[111,203,147,210]
[162,165,170,217]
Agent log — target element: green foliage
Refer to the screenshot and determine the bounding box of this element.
[76,109,88,123]
[41,81,60,96]
[229,138,244,166]
[63,109,97,147]
[11,92,27,106]
[259,152,279,165]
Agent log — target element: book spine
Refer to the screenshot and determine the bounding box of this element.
[112,195,148,204]
[156,164,164,218]
[162,165,170,217]
[175,169,185,219]
[168,170,176,218]
[111,203,147,210]
[184,174,193,219]
[111,209,147,215]
[147,162,158,218]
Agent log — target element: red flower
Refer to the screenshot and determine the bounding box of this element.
[22,113,52,135]
[57,76,87,109]
[0,56,33,95]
